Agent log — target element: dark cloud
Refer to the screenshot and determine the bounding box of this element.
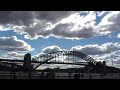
[0,11,35,26]
[0,11,76,26]
[0,11,79,39]
[24,22,97,40]
[35,11,76,23]
[24,21,52,39]
[52,23,97,39]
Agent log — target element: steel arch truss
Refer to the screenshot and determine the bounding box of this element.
[32,51,97,69]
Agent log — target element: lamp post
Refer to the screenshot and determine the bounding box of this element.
[111,59,113,67]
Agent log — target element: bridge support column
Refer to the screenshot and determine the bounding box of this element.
[103,61,106,76]
[23,53,33,79]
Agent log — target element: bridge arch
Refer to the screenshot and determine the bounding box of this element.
[32,51,97,69]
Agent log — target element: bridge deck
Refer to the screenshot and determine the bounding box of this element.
[0,59,87,65]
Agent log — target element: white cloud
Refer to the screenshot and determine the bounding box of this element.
[71,42,120,55]
[38,42,120,57]
[2,51,26,60]
[0,36,34,52]
[92,51,120,68]
[7,51,25,57]
[117,33,120,38]
[37,64,83,70]
[97,11,120,35]
[42,45,62,54]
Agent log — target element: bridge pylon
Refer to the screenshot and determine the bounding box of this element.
[23,53,33,71]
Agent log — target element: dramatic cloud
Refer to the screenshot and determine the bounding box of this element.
[26,11,120,40]
[1,11,120,40]
[0,11,79,39]
[23,11,97,39]
[0,36,34,51]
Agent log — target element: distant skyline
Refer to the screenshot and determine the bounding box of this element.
[0,11,120,69]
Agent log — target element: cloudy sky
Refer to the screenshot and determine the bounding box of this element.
[1,11,120,69]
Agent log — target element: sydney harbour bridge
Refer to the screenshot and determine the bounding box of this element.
[0,51,120,79]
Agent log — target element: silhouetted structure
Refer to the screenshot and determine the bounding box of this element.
[103,61,106,75]
[23,53,33,79]
[23,53,31,70]
[0,51,120,79]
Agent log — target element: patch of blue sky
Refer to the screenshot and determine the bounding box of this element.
[95,11,108,25]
